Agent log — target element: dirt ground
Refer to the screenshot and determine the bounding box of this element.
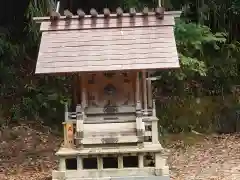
[0,124,240,180]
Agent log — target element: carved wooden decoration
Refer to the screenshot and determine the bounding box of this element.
[101,137,119,144]
[124,79,130,83]
[104,106,118,114]
[85,72,135,109]
[88,93,95,101]
[88,73,96,84]
[87,73,99,107]
[104,72,116,78]
[104,84,117,96]
[122,72,128,77]
[88,92,98,107]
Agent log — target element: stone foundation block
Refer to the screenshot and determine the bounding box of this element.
[52,170,65,180]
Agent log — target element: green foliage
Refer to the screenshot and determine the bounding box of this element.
[232,0,240,14]
[6,76,72,124]
[0,0,71,124]
[157,96,238,133]
[0,0,239,132]
[25,0,55,45]
[173,0,240,41]
[0,30,21,98]
[174,20,226,80]
[154,19,239,97]
[121,0,157,10]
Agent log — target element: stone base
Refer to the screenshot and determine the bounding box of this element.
[54,143,169,180]
[52,167,170,180]
[53,176,170,180]
[56,143,164,156]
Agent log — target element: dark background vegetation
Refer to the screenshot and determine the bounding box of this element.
[0,0,239,133]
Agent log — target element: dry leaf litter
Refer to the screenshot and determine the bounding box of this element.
[1,124,240,180]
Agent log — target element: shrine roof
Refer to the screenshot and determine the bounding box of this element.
[34,8,181,74]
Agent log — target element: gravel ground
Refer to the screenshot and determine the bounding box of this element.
[1,124,240,180]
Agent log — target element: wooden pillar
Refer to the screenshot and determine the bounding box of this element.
[77,156,83,170]
[64,103,68,122]
[72,74,78,110]
[155,153,169,175]
[138,154,144,168]
[152,120,159,144]
[155,153,166,168]
[135,71,144,143]
[118,155,123,169]
[142,70,148,115]
[63,123,67,146]
[81,73,87,108]
[147,72,153,108]
[135,71,140,104]
[97,156,103,169]
[76,104,84,148]
[59,157,66,171]
[77,74,81,104]
[152,99,156,117]
[151,99,159,144]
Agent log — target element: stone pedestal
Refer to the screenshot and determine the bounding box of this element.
[52,143,169,180]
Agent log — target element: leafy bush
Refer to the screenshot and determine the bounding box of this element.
[157,96,238,134]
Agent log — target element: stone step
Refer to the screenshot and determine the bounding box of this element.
[52,167,169,180]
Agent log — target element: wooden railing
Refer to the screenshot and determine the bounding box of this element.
[62,100,158,148]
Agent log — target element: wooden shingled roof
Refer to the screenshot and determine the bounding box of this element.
[34,8,181,74]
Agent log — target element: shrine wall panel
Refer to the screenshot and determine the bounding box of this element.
[84,71,136,109]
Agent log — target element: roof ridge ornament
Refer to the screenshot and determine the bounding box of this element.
[116,7,123,17]
[90,8,98,18]
[103,8,111,18]
[77,9,85,19]
[142,7,149,16]
[50,1,60,20]
[64,9,73,19]
[155,7,165,19]
[33,8,183,24]
[129,8,136,17]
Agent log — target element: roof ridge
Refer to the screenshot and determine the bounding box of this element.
[33,8,181,24]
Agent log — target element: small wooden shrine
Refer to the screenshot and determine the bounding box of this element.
[34,5,180,180]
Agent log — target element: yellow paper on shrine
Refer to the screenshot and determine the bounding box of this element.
[66,123,73,138]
